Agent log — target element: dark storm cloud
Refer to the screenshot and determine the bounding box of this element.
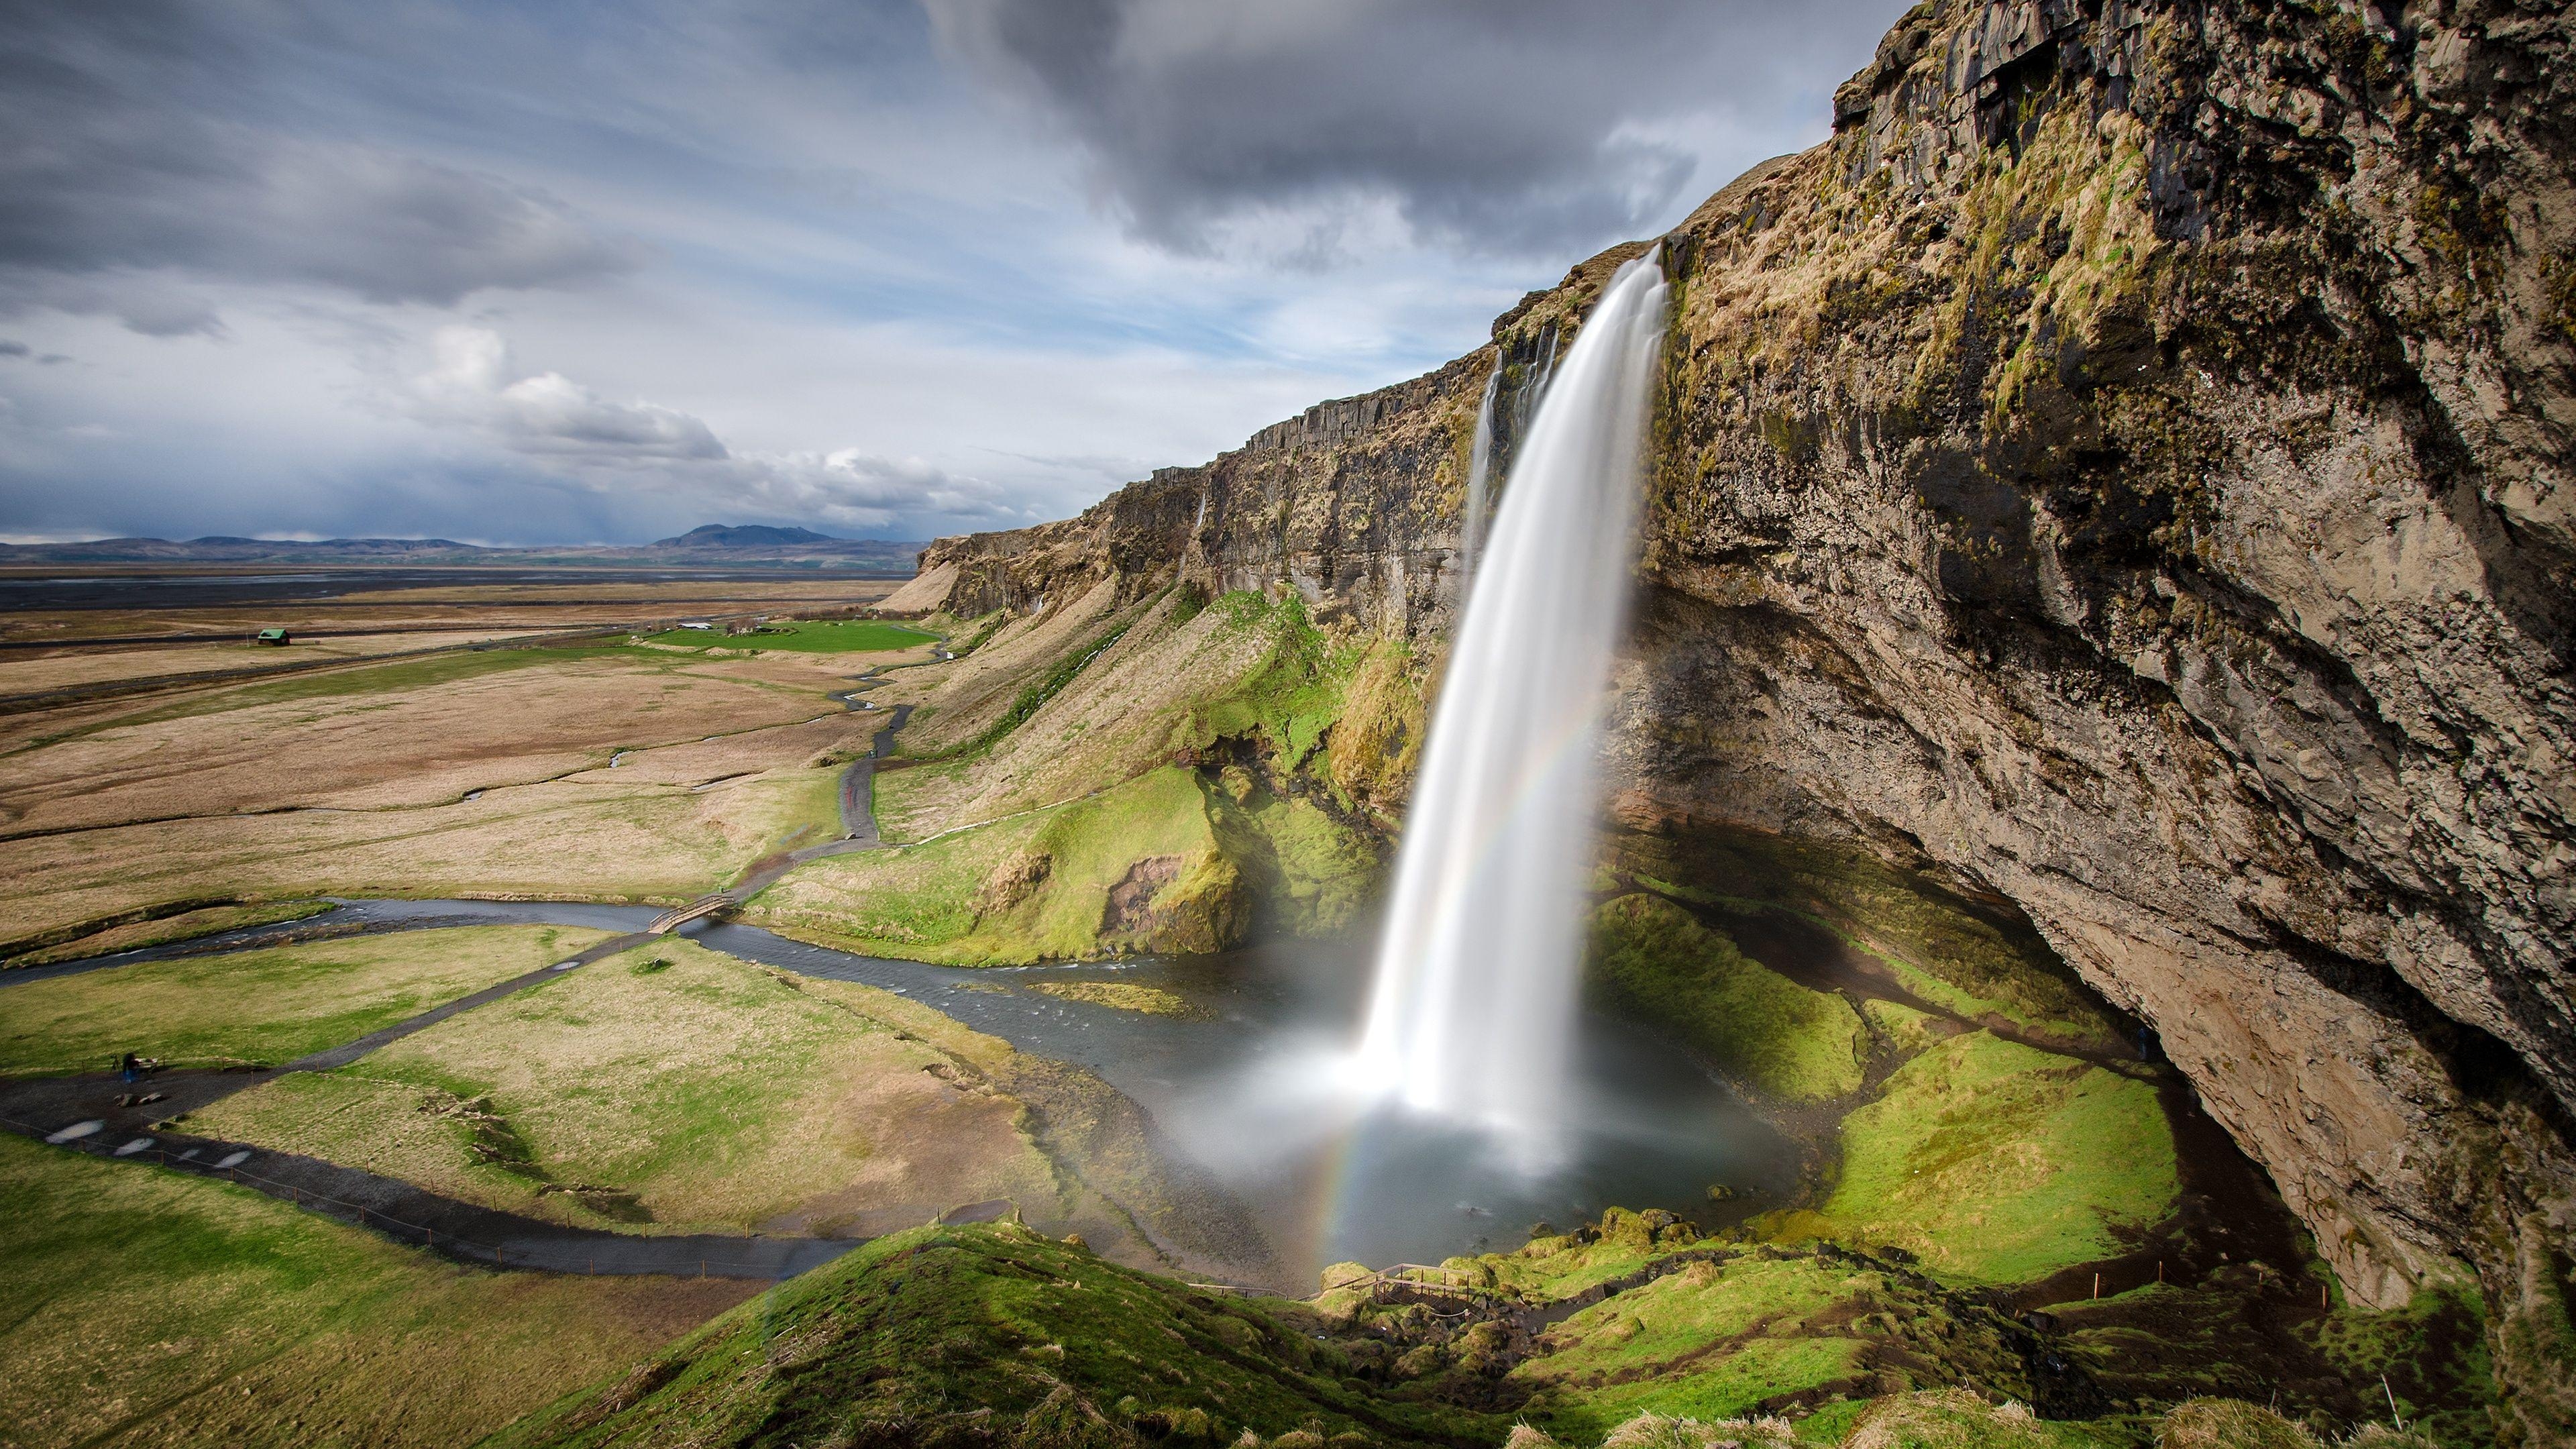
[923,0,1911,257]
[0,0,637,329]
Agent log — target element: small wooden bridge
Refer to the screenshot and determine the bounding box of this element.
[647,894,735,934]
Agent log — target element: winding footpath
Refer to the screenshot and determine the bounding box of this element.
[647,651,934,931]
[0,643,959,1279]
[0,923,857,1278]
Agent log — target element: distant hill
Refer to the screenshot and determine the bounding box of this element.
[655,524,841,547]
[0,527,924,574]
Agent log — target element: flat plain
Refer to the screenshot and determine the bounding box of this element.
[0,570,925,947]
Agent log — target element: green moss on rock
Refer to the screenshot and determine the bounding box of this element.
[1592,893,1867,1103]
[1809,1033,2176,1285]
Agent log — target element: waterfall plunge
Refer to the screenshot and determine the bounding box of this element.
[1356,250,1668,1156]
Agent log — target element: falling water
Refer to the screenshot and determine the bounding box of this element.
[1356,250,1669,1156]
[1459,361,1501,585]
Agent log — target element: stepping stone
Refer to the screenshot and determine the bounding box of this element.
[113,1137,154,1157]
[44,1120,103,1144]
[214,1150,251,1169]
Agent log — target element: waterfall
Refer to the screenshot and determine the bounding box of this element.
[1460,361,1501,586]
[1355,250,1668,1153]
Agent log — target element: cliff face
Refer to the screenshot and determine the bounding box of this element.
[904,0,2573,1433]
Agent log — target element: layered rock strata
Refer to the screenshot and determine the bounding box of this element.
[904,1,2573,1434]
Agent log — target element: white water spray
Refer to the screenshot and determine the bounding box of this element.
[1460,360,1501,585]
[1356,250,1668,1155]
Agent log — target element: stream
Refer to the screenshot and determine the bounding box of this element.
[26,896,1800,1287]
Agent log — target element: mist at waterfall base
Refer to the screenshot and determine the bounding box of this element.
[1128,250,1747,1276]
[1064,249,1772,1278]
[1357,250,1670,1161]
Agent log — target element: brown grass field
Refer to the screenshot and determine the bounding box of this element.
[0,578,935,943]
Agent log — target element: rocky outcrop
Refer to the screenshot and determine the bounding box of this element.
[902,1,2574,1434]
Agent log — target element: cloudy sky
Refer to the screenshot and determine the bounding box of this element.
[0,0,1909,545]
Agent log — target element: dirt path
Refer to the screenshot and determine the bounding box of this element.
[0,924,864,1278]
[3,1093,853,1277]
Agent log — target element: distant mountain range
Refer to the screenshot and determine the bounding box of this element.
[0,527,926,574]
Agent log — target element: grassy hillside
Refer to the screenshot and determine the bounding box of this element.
[0,1133,751,1449]
[480,1221,1493,1449]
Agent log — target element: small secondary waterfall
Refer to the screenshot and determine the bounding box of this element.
[1459,362,1501,584]
[1356,250,1668,1152]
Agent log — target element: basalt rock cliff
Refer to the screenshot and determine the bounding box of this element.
[901,0,2575,1435]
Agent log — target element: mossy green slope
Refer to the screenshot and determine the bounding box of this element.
[482,1220,1493,1449]
[767,584,1401,965]
[1609,830,2125,1055]
[1803,1033,2176,1285]
[1590,893,1866,1103]
[756,763,1375,964]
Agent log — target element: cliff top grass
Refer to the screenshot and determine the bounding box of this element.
[185,937,1086,1240]
[0,924,608,1079]
[0,1131,753,1449]
[1591,892,1867,1103]
[1800,1031,2178,1285]
[634,619,934,653]
[480,1219,1495,1449]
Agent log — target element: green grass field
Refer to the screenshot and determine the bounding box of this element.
[0,1132,752,1449]
[186,938,1073,1236]
[637,619,934,653]
[0,926,609,1078]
